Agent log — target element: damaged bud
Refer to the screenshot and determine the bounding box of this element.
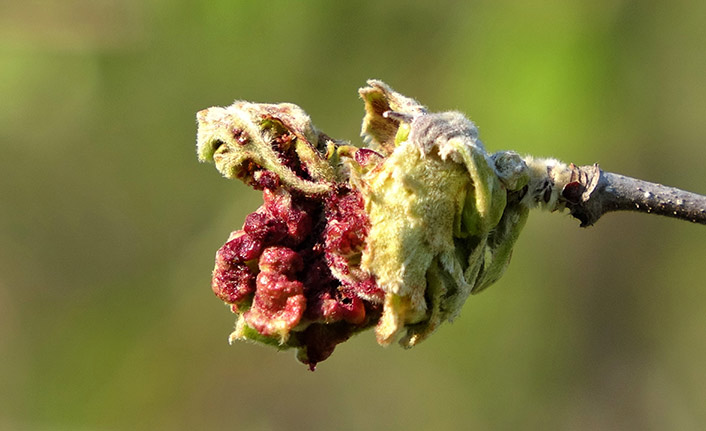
[197,80,536,369]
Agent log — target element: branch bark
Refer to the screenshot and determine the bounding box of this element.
[558,163,706,227]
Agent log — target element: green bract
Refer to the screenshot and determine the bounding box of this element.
[358,81,530,346]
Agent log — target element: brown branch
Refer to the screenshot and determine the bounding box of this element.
[558,163,706,227]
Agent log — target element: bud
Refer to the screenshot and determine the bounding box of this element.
[197,80,531,368]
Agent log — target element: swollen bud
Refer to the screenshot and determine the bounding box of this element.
[197,80,532,368]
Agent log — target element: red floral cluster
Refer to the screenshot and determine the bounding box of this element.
[211,169,383,369]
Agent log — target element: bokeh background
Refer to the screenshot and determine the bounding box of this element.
[2,1,705,430]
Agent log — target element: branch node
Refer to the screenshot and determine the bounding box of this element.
[560,163,603,227]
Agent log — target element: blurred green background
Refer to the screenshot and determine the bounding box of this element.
[2,1,705,429]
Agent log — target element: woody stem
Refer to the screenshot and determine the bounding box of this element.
[553,163,706,227]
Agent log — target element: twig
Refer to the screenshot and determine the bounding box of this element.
[553,163,706,227]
